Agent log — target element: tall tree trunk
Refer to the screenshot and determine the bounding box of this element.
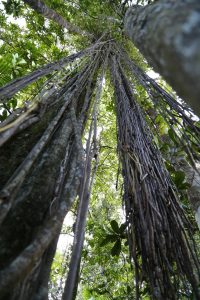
[0,55,100,299]
[22,0,93,38]
[62,64,104,300]
[110,54,200,299]
[176,160,200,230]
[0,103,77,299]
[124,0,200,116]
[115,43,200,229]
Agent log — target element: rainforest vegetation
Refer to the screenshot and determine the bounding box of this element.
[0,0,200,299]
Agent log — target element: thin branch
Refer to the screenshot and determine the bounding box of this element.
[62,57,107,300]
[0,46,92,102]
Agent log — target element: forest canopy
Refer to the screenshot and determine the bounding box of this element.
[0,0,200,299]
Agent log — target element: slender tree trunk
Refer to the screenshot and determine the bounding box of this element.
[22,0,93,38]
[124,0,200,116]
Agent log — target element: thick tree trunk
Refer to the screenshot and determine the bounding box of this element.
[0,72,95,300]
[0,37,105,299]
[177,161,200,230]
[0,105,75,299]
[124,0,200,116]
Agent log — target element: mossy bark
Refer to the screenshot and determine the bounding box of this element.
[0,108,73,299]
[124,0,200,116]
[0,88,88,299]
[178,161,200,230]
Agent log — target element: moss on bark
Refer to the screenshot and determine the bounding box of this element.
[124,0,200,116]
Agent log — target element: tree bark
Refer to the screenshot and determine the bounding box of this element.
[0,37,104,298]
[110,55,200,299]
[124,0,200,116]
[178,161,200,230]
[0,74,95,300]
[0,105,75,299]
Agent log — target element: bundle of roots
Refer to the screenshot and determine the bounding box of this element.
[110,54,200,299]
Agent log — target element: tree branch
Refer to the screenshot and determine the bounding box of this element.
[23,0,94,39]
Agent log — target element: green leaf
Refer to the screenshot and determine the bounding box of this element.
[160,143,169,153]
[111,239,121,257]
[165,161,175,172]
[179,182,190,190]
[10,98,17,109]
[100,234,118,247]
[173,171,185,188]
[155,114,163,124]
[119,222,127,234]
[141,286,150,296]
[0,109,8,121]
[18,59,26,65]
[168,128,178,144]
[110,220,119,233]
[98,290,107,295]
[124,240,129,246]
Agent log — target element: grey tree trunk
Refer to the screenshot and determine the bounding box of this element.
[0,75,94,300]
[0,101,80,299]
[124,0,200,116]
[23,0,93,38]
[178,161,200,230]
[110,54,200,299]
[0,37,104,300]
